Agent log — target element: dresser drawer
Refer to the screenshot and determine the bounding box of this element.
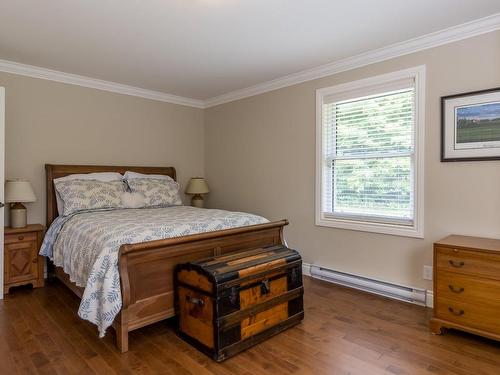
[436,271,500,307]
[435,297,500,335]
[5,232,37,244]
[435,246,500,280]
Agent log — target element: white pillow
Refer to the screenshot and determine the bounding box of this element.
[54,172,123,215]
[124,171,174,182]
[120,191,146,208]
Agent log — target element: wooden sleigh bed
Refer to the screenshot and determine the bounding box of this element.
[45,164,288,353]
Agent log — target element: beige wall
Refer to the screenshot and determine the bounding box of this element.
[2,30,499,290]
[205,30,500,290]
[1,72,204,225]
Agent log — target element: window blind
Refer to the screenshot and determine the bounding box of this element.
[323,87,415,224]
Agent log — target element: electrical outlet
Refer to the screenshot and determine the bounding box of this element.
[423,265,433,281]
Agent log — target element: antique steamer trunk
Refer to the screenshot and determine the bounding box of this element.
[175,245,304,361]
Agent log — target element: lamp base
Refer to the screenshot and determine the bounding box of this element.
[10,202,27,228]
[191,194,204,208]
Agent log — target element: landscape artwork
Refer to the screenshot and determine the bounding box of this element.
[455,102,500,147]
[442,88,500,161]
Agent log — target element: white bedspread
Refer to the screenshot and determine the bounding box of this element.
[40,206,268,336]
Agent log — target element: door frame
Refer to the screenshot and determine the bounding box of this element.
[0,87,5,298]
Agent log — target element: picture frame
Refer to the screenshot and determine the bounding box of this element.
[441,87,500,162]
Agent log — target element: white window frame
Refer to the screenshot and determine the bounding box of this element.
[315,66,425,238]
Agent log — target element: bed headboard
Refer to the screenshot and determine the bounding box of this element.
[45,164,177,226]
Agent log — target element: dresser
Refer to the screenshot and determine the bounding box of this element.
[4,224,45,294]
[430,235,500,341]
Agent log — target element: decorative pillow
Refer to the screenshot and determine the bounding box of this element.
[124,171,174,181]
[54,180,126,216]
[54,172,124,215]
[126,178,182,208]
[120,191,146,209]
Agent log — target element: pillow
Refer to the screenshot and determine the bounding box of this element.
[126,178,182,208]
[124,171,174,182]
[120,191,146,209]
[54,179,126,216]
[54,172,123,215]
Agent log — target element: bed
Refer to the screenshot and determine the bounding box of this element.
[44,164,288,353]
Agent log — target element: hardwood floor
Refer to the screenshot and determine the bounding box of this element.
[1,276,499,375]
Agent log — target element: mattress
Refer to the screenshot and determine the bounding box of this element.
[40,206,268,336]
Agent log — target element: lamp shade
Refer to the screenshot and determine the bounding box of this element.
[5,179,37,203]
[185,177,209,195]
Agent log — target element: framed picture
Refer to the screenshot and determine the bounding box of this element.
[441,87,500,161]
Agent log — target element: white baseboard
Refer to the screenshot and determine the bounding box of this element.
[426,290,434,308]
[303,262,434,308]
[302,262,312,277]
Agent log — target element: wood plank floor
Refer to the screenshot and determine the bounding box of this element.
[1,276,499,375]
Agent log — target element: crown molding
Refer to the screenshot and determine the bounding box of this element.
[0,59,205,108]
[204,13,500,108]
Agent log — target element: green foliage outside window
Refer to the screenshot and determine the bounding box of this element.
[326,89,414,219]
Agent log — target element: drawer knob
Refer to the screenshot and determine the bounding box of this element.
[448,285,464,294]
[32,258,37,263]
[449,260,465,268]
[448,307,464,316]
[18,235,24,241]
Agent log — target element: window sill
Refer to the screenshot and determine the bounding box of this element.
[316,215,424,238]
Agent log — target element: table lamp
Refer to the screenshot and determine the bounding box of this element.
[185,177,209,208]
[5,179,37,228]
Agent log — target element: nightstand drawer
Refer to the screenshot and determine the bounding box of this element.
[436,271,500,307]
[4,241,39,283]
[435,297,500,335]
[435,246,500,280]
[5,232,37,244]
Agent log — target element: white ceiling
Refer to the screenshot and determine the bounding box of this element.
[1,1,500,101]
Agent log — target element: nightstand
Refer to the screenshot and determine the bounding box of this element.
[4,224,45,294]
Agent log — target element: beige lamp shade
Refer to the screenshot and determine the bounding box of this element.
[185,177,209,195]
[5,179,37,203]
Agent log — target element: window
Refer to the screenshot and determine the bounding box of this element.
[316,67,425,237]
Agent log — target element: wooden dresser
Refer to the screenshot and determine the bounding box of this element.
[430,235,500,341]
[4,224,45,294]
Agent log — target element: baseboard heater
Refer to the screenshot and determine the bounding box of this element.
[310,265,427,306]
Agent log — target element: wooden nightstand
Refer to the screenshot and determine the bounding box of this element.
[4,224,45,294]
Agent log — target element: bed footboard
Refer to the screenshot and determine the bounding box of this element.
[115,219,288,352]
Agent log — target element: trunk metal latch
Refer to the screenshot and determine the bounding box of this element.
[260,279,271,295]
